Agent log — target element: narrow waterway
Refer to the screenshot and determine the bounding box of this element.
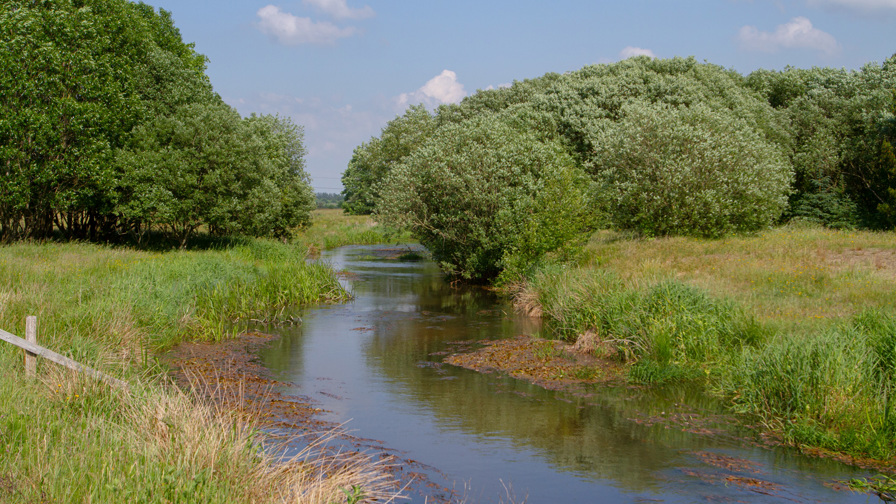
[258,245,875,503]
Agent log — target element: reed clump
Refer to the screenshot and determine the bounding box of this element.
[718,311,896,460]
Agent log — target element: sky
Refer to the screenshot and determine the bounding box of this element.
[144,0,896,192]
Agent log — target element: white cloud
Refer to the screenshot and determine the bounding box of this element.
[738,16,840,55]
[302,0,375,20]
[619,46,656,59]
[807,0,896,12]
[256,5,357,45]
[397,70,467,109]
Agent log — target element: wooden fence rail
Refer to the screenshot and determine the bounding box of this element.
[0,316,129,390]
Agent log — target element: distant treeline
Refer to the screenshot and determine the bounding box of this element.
[342,56,896,281]
[315,193,344,209]
[0,0,315,247]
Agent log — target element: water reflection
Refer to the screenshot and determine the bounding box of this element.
[259,245,874,503]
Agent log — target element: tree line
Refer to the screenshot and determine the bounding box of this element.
[343,56,896,281]
[0,0,315,247]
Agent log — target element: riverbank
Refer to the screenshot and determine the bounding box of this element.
[495,223,896,469]
[0,211,404,503]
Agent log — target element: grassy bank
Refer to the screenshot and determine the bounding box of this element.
[0,211,401,503]
[300,209,411,253]
[517,223,896,461]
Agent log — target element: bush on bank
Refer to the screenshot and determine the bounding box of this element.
[590,101,793,237]
[377,115,600,282]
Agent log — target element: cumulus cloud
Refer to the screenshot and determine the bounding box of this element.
[738,16,840,55]
[807,0,896,12]
[619,46,657,59]
[256,5,357,45]
[397,70,467,108]
[302,0,375,20]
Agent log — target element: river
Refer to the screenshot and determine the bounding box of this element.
[257,245,875,503]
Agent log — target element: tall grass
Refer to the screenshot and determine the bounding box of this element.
[0,224,398,503]
[0,368,397,503]
[298,209,411,253]
[525,264,764,383]
[717,311,896,459]
[519,223,896,459]
[1,240,349,354]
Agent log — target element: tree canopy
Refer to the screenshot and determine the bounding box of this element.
[0,0,314,245]
[349,54,896,281]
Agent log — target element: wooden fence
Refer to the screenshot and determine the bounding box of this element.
[0,316,129,390]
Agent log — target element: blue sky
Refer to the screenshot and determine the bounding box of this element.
[146,0,896,192]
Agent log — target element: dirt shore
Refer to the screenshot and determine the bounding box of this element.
[443,334,626,390]
[164,332,334,434]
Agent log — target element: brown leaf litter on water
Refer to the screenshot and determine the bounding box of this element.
[443,334,626,391]
[165,332,332,433]
[680,453,785,500]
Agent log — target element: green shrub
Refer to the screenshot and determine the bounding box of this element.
[377,114,599,282]
[591,101,793,237]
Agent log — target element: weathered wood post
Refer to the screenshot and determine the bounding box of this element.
[25,316,37,377]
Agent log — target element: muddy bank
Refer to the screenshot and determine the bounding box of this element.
[443,335,626,391]
[164,332,335,434]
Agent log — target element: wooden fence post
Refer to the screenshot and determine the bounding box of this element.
[25,316,37,377]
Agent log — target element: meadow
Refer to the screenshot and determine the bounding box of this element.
[519,223,896,461]
[0,210,401,503]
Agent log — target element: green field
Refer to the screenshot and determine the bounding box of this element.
[520,223,896,461]
[0,211,399,504]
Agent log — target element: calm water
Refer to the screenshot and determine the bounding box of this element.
[258,245,876,503]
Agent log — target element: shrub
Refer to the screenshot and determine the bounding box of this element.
[377,115,599,282]
[591,101,793,237]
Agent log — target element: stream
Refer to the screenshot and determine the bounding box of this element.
[257,245,876,503]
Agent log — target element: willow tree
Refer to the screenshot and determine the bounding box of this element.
[341,104,435,215]
[0,0,212,241]
[378,113,599,282]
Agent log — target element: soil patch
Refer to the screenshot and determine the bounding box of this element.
[824,247,896,280]
[444,335,626,390]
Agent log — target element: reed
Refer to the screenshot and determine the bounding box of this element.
[0,368,398,503]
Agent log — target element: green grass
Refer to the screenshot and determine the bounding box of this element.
[0,240,349,353]
[298,209,412,252]
[518,223,896,460]
[0,211,403,503]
